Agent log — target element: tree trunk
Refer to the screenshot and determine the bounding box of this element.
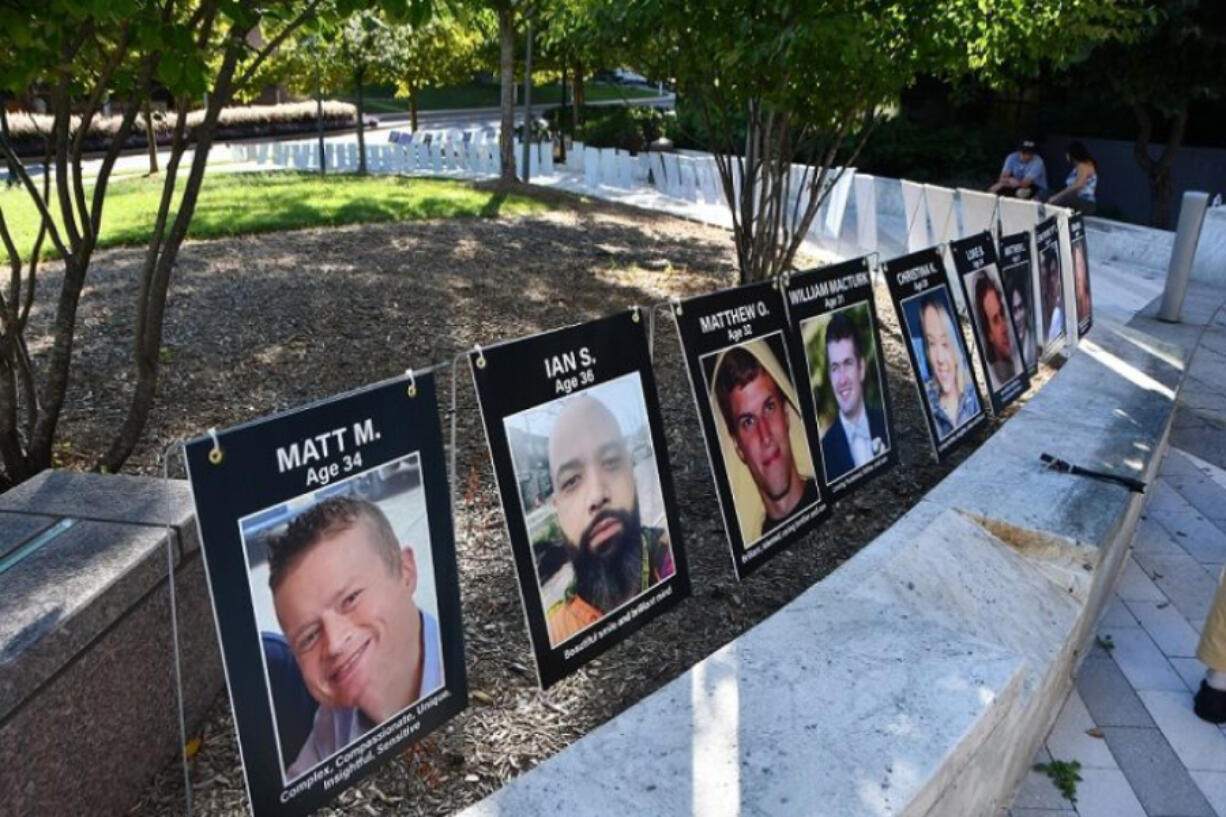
[101,33,247,471]
[409,83,418,133]
[1150,167,1173,231]
[559,58,568,161]
[1132,100,1188,230]
[574,59,585,123]
[498,5,517,183]
[356,68,367,175]
[143,98,159,174]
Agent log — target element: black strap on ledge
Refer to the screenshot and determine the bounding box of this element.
[1040,452,1148,494]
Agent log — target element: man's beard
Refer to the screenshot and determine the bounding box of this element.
[569,503,644,614]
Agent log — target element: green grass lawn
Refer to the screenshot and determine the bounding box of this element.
[350,80,661,115]
[0,172,549,262]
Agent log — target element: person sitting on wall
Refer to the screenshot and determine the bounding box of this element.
[269,496,443,778]
[1047,141,1098,215]
[988,138,1048,201]
[543,395,675,647]
[819,311,888,482]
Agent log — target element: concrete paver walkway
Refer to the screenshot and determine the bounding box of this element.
[1010,307,1226,816]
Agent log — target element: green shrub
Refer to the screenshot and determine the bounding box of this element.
[855,116,1015,188]
[548,104,670,153]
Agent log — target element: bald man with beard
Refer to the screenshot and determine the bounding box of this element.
[543,394,675,647]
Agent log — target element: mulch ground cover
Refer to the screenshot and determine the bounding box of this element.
[25,189,1044,816]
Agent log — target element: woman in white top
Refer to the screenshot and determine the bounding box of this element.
[1047,141,1098,215]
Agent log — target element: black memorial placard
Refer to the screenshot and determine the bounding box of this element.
[1035,215,1068,356]
[784,256,898,498]
[674,281,829,579]
[883,247,988,461]
[1069,213,1094,337]
[185,372,467,817]
[469,310,690,689]
[998,231,1040,377]
[951,232,1031,415]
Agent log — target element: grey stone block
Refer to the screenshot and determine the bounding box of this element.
[0,511,55,560]
[1161,448,1206,477]
[1012,769,1072,811]
[0,470,223,817]
[1171,419,1226,474]
[0,552,222,817]
[0,519,169,722]
[0,469,199,556]
[1101,726,1216,817]
[1166,472,1226,523]
[1149,506,1226,565]
[1076,657,1155,727]
[1132,549,1220,627]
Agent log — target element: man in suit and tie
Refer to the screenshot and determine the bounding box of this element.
[820,310,887,483]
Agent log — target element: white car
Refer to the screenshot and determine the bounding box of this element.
[611,68,651,86]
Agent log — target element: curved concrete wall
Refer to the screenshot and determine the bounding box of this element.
[455,288,1226,814]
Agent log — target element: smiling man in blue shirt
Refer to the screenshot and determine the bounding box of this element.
[269,496,443,779]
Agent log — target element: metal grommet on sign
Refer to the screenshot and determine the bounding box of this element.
[405,368,417,398]
[632,306,641,323]
[474,343,487,369]
[672,298,683,316]
[207,427,223,465]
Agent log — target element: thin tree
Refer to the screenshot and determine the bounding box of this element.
[0,0,407,486]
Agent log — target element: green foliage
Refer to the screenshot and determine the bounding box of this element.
[1081,0,1224,116]
[546,104,668,152]
[384,10,487,102]
[854,116,1015,188]
[0,173,548,263]
[1034,759,1083,804]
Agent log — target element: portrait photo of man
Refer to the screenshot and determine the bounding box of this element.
[1072,239,1092,330]
[703,335,820,545]
[504,373,676,649]
[239,460,444,782]
[802,305,890,485]
[967,267,1024,391]
[1001,265,1037,371]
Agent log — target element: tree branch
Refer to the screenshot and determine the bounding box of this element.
[234,0,326,90]
[0,109,69,259]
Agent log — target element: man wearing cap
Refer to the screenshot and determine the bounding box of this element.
[989,138,1048,201]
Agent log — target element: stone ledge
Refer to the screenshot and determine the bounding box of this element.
[456,283,1226,816]
[0,469,199,557]
[0,471,222,817]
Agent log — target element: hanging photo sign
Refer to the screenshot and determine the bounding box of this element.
[673,281,829,580]
[951,232,1031,414]
[1035,215,1068,356]
[184,372,467,817]
[1069,214,1094,337]
[998,231,1040,377]
[883,247,988,461]
[469,310,690,689]
[783,256,898,498]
